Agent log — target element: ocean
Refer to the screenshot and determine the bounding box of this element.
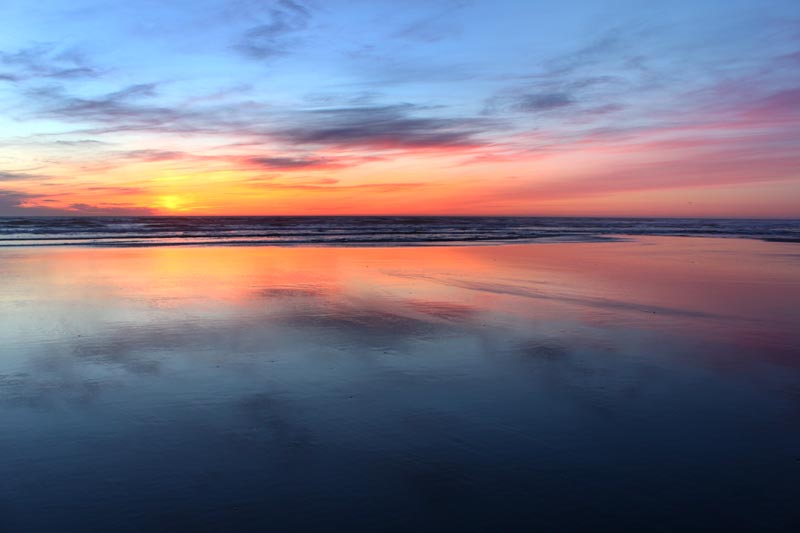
[0,216,798,247]
[1,224,799,531]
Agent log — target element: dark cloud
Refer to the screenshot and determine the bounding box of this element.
[515,92,575,112]
[235,0,312,59]
[482,78,619,117]
[0,189,154,216]
[247,156,339,170]
[0,190,36,213]
[241,153,387,171]
[54,139,109,146]
[275,104,488,149]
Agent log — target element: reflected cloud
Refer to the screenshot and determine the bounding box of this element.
[1,239,798,418]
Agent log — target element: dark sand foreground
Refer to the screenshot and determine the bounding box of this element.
[1,237,799,531]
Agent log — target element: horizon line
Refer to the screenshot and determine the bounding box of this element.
[1,214,798,221]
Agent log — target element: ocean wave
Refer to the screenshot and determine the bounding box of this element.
[0,216,797,247]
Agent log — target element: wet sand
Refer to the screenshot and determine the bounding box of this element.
[1,237,799,531]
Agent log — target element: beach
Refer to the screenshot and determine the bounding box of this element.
[1,236,799,531]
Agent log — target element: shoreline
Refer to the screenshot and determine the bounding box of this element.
[1,233,799,249]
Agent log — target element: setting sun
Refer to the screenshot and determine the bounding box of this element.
[156,195,190,213]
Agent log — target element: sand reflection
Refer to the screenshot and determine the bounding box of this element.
[0,237,799,531]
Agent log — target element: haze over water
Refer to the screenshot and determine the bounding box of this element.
[1,232,799,531]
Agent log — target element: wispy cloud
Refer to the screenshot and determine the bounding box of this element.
[0,170,46,181]
[63,202,155,215]
[26,83,185,129]
[234,0,312,59]
[0,44,101,82]
[246,180,427,193]
[392,0,470,43]
[515,92,575,112]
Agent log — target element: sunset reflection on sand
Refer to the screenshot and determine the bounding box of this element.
[1,237,799,531]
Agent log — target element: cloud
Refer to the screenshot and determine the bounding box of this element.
[22,82,265,138]
[240,152,387,171]
[246,156,342,170]
[515,92,575,112]
[0,189,154,216]
[103,148,377,173]
[542,29,628,76]
[482,76,623,118]
[393,1,470,43]
[245,180,426,193]
[0,44,101,82]
[235,0,312,59]
[54,139,110,146]
[116,149,187,162]
[0,190,37,213]
[85,186,145,194]
[21,78,492,156]
[26,83,179,128]
[0,171,45,181]
[64,202,156,215]
[481,25,655,118]
[274,104,489,149]
[19,92,486,154]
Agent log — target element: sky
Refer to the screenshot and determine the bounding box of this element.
[0,0,798,217]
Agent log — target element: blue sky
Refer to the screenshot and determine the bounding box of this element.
[0,0,799,216]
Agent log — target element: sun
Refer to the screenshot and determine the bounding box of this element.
[156,195,189,212]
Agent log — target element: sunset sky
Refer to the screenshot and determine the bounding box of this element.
[1,0,798,217]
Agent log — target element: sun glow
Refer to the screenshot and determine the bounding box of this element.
[156,195,190,212]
